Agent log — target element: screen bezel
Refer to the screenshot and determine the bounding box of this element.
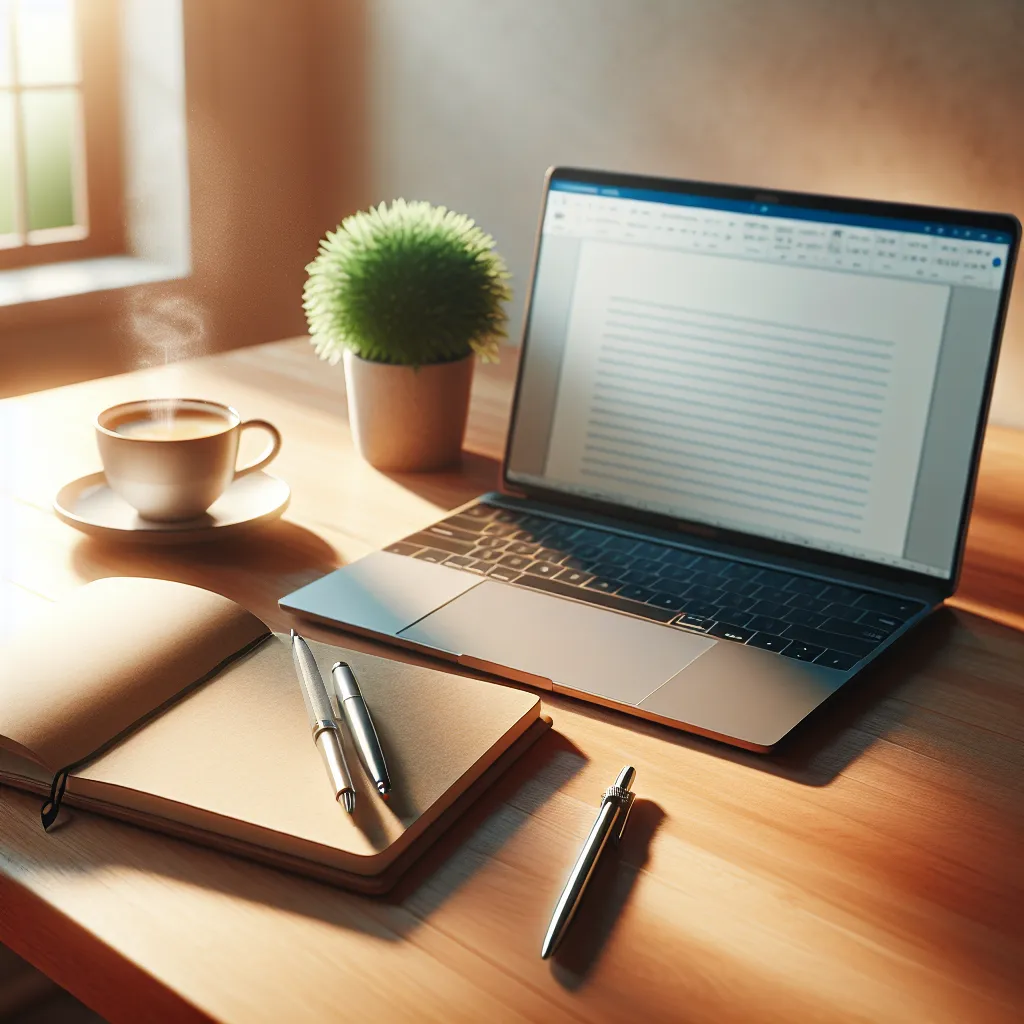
[501,166,1021,596]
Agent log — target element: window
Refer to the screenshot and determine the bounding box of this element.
[0,0,122,270]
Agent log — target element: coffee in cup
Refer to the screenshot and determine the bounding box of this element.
[96,398,282,521]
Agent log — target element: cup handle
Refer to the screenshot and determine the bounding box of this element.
[234,419,282,479]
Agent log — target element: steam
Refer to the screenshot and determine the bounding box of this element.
[127,293,208,426]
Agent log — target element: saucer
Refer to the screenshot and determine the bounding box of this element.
[54,471,291,545]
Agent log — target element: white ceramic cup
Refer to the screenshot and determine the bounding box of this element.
[95,398,282,522]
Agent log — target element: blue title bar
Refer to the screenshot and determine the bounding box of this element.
[550,180,1012,244]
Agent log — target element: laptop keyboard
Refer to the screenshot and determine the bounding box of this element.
[385,503,925,670]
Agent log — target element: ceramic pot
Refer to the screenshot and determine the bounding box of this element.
[343,350,474,471]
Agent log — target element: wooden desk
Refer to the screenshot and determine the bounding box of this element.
[1,339,1022,1024]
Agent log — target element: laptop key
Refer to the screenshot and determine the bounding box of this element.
[693,556,731,574]
[619,570,656,586]
[718,593,755,612]
[688,570,723,587]
[483,522,518,536]
[820,618,890,643]
[506,541,539,555]
[858,610,903,631]
[783,625,874,659]
[556,568,593,586]
[750,599,790,617]
[784,608,829,629]
[385,541,424,556]
[463,560,495,575]
[472,535,509,550]
[819,584,863,603]
[787,594,828,611]
[590,561,628,580]
[469,547,505,562]
[443,555,475,569]
[601,535,640,555]
[513,573,676,623]
[404,531,475,555]
[719,562,760,580]
[568,543,605,561]
[510,528,542,543]
[618,584,655,603]
[648,592,685,611]
[854,593,922,618]
[492,509,521,524]
[745,614,788,633]
[747,632,791,653]
[680,601,721,618]
[413,548,451,564]
[661,548,699,568]
[752,569,792,587]
[487,566,523,583]
[462,504,497,520]
[815,649,859,670]
[822,602,862,622]
[630,557,663,575]
[781,642,825,661]
[599,551,633,568]
[584,576,622,595]
[441,512,488,531]
[672,613,714,631]
[753,585,790,603]
[632,541,669,560]
[783,576,828,597]
[559,556,589,570]
[499,554,534,570]
[708,622,755,643]
[717,577,761,596]
[524,560,560,577]
[535,548,564,563]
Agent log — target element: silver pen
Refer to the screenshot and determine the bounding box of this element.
[540,765,636,959]
[331,662,392,797]
[291,630,356,813]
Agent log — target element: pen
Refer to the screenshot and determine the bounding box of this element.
[331,662,392,797]
[540,765,636,959]
[291,630,356,813]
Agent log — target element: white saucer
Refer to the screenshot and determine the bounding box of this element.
[54,471,291,545]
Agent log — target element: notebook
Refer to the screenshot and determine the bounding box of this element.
[0,577,548,892]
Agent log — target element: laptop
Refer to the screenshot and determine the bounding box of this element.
[281,167,1020,752]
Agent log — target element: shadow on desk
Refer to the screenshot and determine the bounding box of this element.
[377,451,502,510]
[544,608,958,788]
[68,519,342,619]
[9,729,584,944]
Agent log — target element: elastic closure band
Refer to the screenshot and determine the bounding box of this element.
[41,768,70,830]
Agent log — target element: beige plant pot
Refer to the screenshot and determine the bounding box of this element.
[343,350,475,471]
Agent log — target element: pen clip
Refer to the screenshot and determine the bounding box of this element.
[324,666,342,720]
[614,791,635,843]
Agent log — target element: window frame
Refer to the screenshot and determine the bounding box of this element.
[0,0,124,271]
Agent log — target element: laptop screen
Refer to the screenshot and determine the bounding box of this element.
[506,173,1016,580]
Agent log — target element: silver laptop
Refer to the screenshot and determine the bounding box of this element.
[281,167,1020,751]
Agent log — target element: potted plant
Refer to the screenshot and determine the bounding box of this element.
[303,199,512,471]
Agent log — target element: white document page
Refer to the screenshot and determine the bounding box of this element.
[543,242,951,561]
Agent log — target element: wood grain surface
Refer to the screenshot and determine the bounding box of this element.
[0,338,1022,1024]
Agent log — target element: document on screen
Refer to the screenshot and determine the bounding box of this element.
[543,242,951,558]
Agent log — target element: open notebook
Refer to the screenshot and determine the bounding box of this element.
[0,578,548,892]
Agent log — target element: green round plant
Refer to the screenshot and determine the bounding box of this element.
[304,199,511,368]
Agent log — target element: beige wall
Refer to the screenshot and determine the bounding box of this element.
[0,0,369,398]
[367,0,1024,426]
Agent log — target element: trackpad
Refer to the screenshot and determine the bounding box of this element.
[398,581,715,705]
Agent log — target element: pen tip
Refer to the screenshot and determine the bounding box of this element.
[290,629,297,638]
[340,790,356,814]
[377,782,390,798]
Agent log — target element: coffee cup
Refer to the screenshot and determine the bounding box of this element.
[95,398,282,522]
